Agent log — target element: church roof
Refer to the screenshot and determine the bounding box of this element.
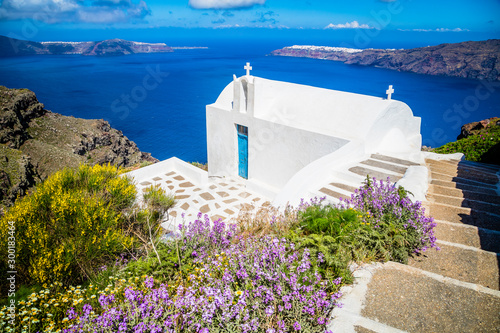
[211,76,413,141]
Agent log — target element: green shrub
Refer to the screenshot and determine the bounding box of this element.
[433,124,500,164]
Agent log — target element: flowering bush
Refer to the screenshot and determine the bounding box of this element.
[63,216,341,332]
[342,177,438,259]
[0,274,148,333]
[0,164,138,289]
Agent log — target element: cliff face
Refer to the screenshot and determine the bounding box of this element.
[271,40,500,81]
[0,86,158,207]
[0,36,173,57]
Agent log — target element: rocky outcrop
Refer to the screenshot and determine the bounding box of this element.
[0,36,173,57]
[0,86,158,207]
[271,40,500,81]
[458,117,500,139]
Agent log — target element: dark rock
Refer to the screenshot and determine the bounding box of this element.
[0,86,159,207]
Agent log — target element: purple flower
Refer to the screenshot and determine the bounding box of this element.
[293,321,302,331]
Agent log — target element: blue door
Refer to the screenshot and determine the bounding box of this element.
[237,125,248,179]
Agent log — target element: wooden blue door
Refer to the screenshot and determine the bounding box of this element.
[237,125,248,179]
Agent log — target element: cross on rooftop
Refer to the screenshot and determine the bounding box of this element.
[244,62,252,76]
[386,85,394,100]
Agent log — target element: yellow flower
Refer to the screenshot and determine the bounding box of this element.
[235,290,243,296]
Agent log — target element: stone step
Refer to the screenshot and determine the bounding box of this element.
[319,187,346,200]
[430,179,499,196]
[434,220,500,253]
[361,262,500,333]
[434,159,500,173]
[408,243,499,290]
[429,164,500,185]
[428,159,500,175]
[459,159,500,172]
[426,160,498,176]
[431,171,499,187]
[360,159,408,175]
[330,182,358,194]
[427,202,500,231]
[429,184,500,205]
[428,193,500,215]
[349,166,402,183]
[371,153,420,167]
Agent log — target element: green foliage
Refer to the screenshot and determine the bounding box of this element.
[143,185,175,213]
[433,124,500,164]
[190,161,208,171]
[0,164,140,289]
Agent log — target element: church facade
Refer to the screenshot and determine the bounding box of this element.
[206,64,422,197]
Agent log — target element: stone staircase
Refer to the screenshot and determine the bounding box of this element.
[315,153,420,203]
[328,157,500,332]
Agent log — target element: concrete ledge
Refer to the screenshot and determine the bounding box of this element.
[395,166,429,203]
[423,151,464,161]
[124,157,209,186]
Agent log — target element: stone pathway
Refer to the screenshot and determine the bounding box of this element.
[133,167,269,231]
[327,156,500,332]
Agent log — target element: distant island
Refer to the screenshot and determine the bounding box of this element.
[0,36,176,57]
[271,39,500,81]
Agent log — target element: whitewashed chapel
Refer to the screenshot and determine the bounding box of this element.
[206,63,422,200]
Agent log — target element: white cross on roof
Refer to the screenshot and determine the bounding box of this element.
[386,85,394,100]
[244,62,252,76]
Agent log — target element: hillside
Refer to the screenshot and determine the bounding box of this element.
[271,39,500,81]
[0,86,158,207]
[0,36,173,57]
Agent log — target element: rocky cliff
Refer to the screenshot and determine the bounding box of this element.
[0,86,158,207]
[0,36,173,57]
[271,40,500,81]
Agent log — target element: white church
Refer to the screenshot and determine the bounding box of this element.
[206,63,422,202]
[128,63,426,220]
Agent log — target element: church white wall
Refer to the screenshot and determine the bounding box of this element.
[206,104,349,190]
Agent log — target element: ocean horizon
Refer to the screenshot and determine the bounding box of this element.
[1,33,499,162]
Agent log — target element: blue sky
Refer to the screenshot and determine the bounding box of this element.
[0,0,499,40]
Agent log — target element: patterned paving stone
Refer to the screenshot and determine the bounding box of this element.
[175,189,185,193]
[209,185,217,190]
[166,180,172,184]
[239,192,252,198]
[175,195,190,200]
[224,198,238,204]
[193,200,199,204]
[180,203,189,210]
[179,182,195,188]
[211,215,225,221]
[140,181,152,186]
[194,188,201,192]
[173,176,185,181]
[229,187,238,190]
[220,183,228,186]
[166,172,176,176]
[215,203,221,209]
[224,209,234,215]
[217,191,229,197]
[200,204,210,213]
[200,192,216,201]
[152,177,163,181]
[168,186,174,190]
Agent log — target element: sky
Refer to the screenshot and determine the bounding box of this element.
[0,0,499,42]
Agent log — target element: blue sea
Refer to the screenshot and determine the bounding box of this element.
[1,31,499,163]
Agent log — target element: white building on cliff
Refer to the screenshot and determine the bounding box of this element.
[206,63,422,202]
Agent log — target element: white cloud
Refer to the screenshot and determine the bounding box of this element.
[0,0,150,24]
[324,21,375,29]
[189,0,266,9]
[399,27,469,32]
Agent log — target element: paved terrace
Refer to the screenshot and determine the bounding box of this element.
[124,158,270,231]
